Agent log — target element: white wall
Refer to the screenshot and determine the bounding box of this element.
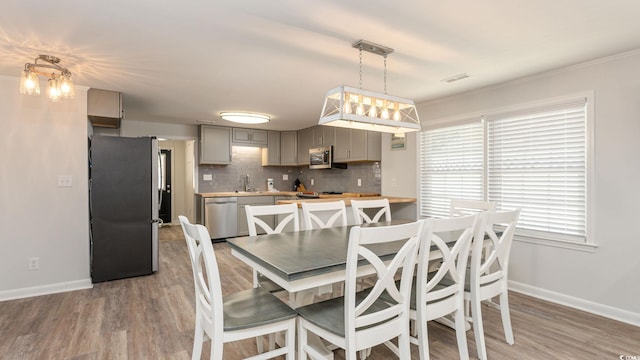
[381,49,640,324]
[0,75,91,300]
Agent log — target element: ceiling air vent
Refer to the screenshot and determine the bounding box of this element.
[442,73,470,83]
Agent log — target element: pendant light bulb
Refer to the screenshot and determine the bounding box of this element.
[47,77,62,102]
[393,102,401,121]
[20,70,40,95]
[368,97,377,118]
[380,100,390,119]
[343,92,352,114]
[356,95,365,116]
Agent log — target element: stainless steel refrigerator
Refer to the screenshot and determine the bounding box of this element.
[89,135,161,283]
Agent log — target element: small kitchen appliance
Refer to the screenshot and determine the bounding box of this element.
[267,178,274,191]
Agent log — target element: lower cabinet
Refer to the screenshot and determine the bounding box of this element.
[236,196,275,236]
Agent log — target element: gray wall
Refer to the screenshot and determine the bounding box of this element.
[198,145,382,194]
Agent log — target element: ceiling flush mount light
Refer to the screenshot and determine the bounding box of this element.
[20,55,75,102]
[319,40,420,134]
[220,112,270,124]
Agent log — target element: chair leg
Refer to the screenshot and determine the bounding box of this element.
[256,336,264,353]
[416,313,430,360]
[398,330,412,360]
[298,319,308,360]
[499,291,515,345]
[471,296,488,360]
[286,319,296,360]
[192,316,205,360]
[454,307,470,360]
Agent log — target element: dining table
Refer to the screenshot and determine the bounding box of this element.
[226,219,427,296]
[226,218,475,357]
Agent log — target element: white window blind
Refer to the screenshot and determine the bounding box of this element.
[486,98,587,242]
[419,121,483,218]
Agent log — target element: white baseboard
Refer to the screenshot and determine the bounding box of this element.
[509,280,640,327]
[0,279,93,302]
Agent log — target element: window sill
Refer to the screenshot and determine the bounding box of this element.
[514,235,597,253]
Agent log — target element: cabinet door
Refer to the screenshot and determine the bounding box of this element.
[264,131,280,165]
[297,127,313,165]
[312,126,335,147]
[199,125,231,164]
[237,196,274,236]
[333,127,350,162]
[232,128,268,146]
[251,130,269,146]
[348,129,368,161]
[280,131,297,165]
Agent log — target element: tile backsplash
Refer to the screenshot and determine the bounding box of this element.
[198,146,381,194]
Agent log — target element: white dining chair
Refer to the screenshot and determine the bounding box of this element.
[245,203,300,289]
[178,216,296,360]
[466,209,520,360]
[296,219,424,360]
[350,198,391,225]
[449,199,496,217]
[412,214,478,360]
[301,200,348,230]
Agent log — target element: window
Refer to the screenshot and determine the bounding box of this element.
[419,96,592,245]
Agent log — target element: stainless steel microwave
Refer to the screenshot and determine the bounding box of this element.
[309,146,347,169]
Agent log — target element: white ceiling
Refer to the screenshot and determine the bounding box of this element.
[2,1,640,131]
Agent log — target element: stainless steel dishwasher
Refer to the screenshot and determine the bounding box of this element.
[204,197,237,240]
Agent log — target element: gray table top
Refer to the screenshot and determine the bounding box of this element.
[226,220,421,282]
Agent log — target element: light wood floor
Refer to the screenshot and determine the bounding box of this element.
[1,225,638,359]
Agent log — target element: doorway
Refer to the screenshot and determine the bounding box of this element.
[160,149,172,224]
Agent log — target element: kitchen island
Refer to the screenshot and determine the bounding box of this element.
[195,191,417,235]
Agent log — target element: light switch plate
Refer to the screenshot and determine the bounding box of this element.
[357,178,362,187]
[203,174,213,181]
[57,175,73,187]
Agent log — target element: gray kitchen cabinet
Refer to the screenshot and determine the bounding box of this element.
[312,125,335,147]
[280,131,297,165]
[297,127,313,165]
[261,131,281,166]
[333,128,381,162]
[199,125,232,164]
[262,131,297,166]
[237,196,275,236]
[232,128,268,146]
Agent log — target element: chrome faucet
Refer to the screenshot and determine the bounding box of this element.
[244,174,250,192]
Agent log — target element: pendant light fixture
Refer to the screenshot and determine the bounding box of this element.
[20,55,75,102]
[319,40,420,134]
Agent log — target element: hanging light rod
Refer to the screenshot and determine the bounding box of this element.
[352,40,394,56]
[20,54,75,102]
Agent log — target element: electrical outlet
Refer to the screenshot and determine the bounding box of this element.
[203,174,212,181]
[28,257,39,271]
[310,179,314,186]
[357,178,362,187]
[283,174,289,181]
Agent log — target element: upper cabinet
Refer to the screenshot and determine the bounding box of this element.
[232,128,268,146]
[199,125,232,165]
[297,127,313,165]
[280,131,298,165]
[262,131,297,166]
[312,125,335,147]
[333,128,381,163]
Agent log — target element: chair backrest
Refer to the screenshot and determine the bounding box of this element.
[449,199,496,217]
[350,198,391,225]
[179,216,224,336]
[344,219,424,349]
[245,203,300,236]
[301,200,348,229]
[469,209,520,298]
[416,214,477,319]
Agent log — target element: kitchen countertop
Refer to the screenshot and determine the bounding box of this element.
[197,191,299,198]
[276,196,416,207]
